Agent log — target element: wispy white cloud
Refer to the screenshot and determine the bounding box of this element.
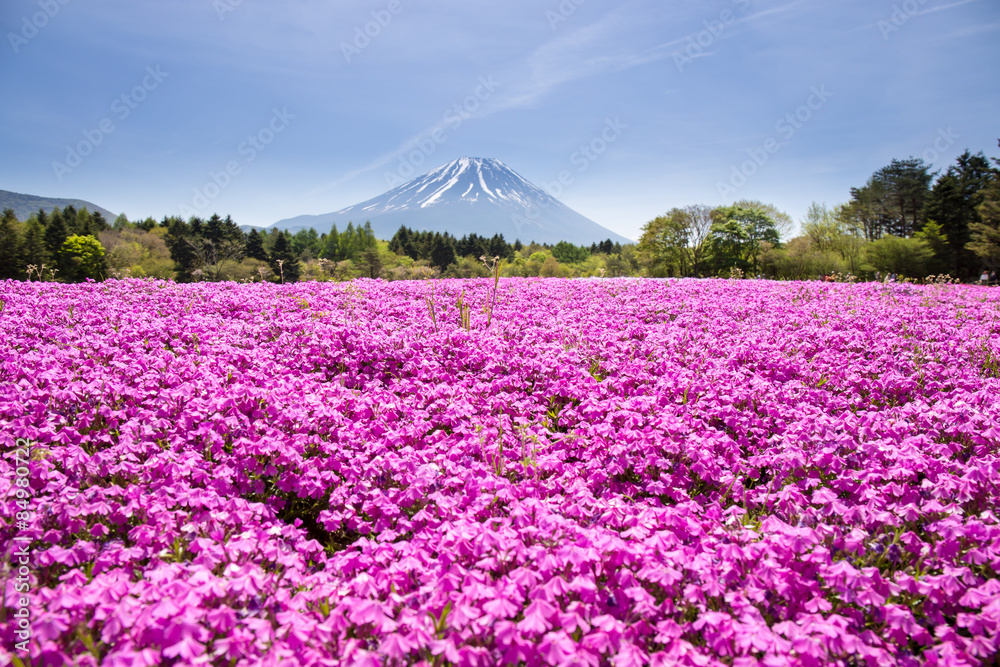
[504,2,807,109]
[934,21,1000,39]
[315,1,810,192]
[855,0,983,31]
[914,0,982,16]
[314,14,641,191]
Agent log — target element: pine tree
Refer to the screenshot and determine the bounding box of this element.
[389,226,421,260]
[871,158,935,237]
[44,208,70,277]
[488,234,511,260]
[0,209,23,280]
[91,211,109,232]
[430,233,456,271]
[389,226,410,255]
[245,229,269,261]
[62,205,79,233]
[291,228,321,260]
[75,208,93,236]
[340,222,357,260]
[269,232,300,283]
[923,150,995,279]
[360,221,377,251]
[323,225,342,261]
[21,218,48,273]
[44,208,68,256]
[969,170,1000,273]
[165,218,198,282]
[204,214,225,247]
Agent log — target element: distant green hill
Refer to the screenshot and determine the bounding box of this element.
[0,189,117,222]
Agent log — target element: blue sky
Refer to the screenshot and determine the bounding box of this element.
[1,0,998,241]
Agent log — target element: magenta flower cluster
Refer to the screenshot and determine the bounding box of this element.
[1,278,999,666]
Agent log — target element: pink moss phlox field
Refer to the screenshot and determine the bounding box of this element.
[1,278,999,666]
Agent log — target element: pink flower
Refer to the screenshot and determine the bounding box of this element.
[517,599,558,635]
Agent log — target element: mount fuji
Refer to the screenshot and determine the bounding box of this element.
[270,157,632,245]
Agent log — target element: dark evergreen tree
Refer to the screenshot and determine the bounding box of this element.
[204,213,226,247]
[923,150,995,279]
[411,230,434,260]
[340,222,357,259]
[360,221,377,249]
[322,225,342,261]
[91,211,109,232]
[269,232,300,283]
[165,218,198,282]
[182,214,244,279]
[389,226,411,255]
[245,229,269,261]
[488,234,512,260]
[851,158,935,238]
[430,233,457,271]
[75,208,93,236]
[21,218,48,272]
[262,228,283,255]
[61,205,79,234]
[291,228,321,260]
[43,208,69,272]
[967,142,1000,273]
[881,158,935,236]
[221,216,245,246]
[0,209,23,280]
[456,233,488,258]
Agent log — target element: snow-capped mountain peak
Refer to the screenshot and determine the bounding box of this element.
[270,157,633,246]
[339,157,553,215]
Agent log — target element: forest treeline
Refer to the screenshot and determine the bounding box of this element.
[0,207,636,283]
[640,145,1000,282]
[1,142,998,284]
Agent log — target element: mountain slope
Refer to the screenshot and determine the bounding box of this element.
[0,190,117,222]
[272,158,632,245]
